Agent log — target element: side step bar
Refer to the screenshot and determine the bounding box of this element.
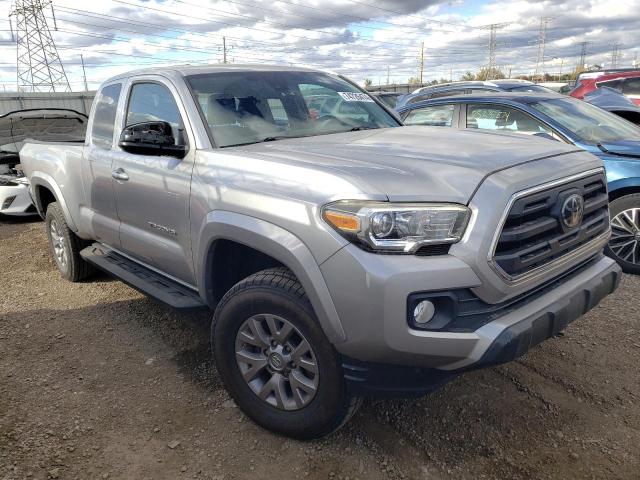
[80,243,208,312]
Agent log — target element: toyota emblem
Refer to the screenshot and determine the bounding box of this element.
[561,193,584,230]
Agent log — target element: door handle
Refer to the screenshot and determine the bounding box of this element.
[111,168,129,181]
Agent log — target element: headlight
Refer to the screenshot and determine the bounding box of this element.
[322,200,470,253]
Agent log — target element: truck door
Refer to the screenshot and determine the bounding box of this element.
[111,77,196,285]
[82,82,123,247]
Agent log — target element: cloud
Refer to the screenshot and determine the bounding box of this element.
[0,0,637,90]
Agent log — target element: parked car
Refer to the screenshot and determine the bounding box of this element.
[536,81,571,93]
[399,79,553,108]
[0,109,87,216]
[584,86,640,125]
[20,65,620,439]
[570,69,640,105]
[371,91,405,109]
[398,92,640,273]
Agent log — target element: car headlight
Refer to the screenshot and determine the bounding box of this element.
[322,200,470,253]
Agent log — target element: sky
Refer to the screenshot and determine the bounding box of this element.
[0,0,638,91]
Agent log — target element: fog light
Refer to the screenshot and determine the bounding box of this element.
[2,195,16,210]
[413,300,435,324]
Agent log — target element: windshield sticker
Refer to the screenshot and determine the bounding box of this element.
[337,92,375,103]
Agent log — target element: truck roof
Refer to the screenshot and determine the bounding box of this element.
[102,63,327,84]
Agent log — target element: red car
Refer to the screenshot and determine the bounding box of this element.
[570,69,640,105]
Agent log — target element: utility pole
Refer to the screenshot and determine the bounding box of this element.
[610,42,621,68]
[80,54,88,91]
[9,0,70,92]
[419,41,424,84]
[534,17,551,79]
[481,22,510,80]
[386,65,390,85]
[223,36,228,64]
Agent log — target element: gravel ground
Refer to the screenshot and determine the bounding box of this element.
[1,215,639,480]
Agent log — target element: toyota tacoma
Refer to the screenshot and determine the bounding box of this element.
[20,65,621,439]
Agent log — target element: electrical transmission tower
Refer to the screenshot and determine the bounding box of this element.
[481,23,510,80]
[577,41,590,74]
[534,17,551,79]
[610,42,621,68]
[9,0,70,92]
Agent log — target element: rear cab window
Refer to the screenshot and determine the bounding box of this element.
[91,83,122,149]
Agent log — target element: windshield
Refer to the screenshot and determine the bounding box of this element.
[530,97,640,143]
[186,71,399,147]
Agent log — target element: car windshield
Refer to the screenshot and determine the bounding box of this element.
[186,71,399,147]
[530,97,640,143]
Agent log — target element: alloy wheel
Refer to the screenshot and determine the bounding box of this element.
[609,208,640,266]
[234,313,319,411]
[50,219,68,269]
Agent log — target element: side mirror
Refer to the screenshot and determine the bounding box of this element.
[118,121,187,158]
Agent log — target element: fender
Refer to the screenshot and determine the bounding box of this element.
[607,176,640,196]
[29,171,78,232]
[196,210,347,344]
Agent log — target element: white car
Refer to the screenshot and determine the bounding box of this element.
[0,109,87,216]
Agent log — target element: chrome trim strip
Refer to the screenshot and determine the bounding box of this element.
[487,168,610,286]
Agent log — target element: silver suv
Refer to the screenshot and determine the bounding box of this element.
[19,65,621,439]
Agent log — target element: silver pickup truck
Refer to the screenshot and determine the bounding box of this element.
[20,65,621,439]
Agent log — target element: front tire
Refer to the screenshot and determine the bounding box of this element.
[605,194,640,275]
[45,202,94,282]
[212,267,360,439]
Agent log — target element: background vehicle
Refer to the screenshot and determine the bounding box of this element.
[20,65,620,439]
[0,109,87,216]
[584,86,640,126]
[536,81,571,93]
[399,79,554,108]
[371,91,405,109]
[398,92,640,273]
[570,69,640,105]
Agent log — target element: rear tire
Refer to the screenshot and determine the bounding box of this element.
[45,202,94,282]
[212,267,360,439]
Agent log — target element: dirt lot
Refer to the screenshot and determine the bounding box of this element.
[1,215,639,480]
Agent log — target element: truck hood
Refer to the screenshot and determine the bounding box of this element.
[236,126,584,203]
[0,109,87,155]
[597,140,640,159]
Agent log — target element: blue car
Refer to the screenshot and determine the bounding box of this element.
[397,92,640,273]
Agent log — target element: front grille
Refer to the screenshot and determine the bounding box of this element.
[492,171,609,278]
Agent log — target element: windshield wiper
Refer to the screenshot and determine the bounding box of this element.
[349,126,377,132]
[221,135,294,148]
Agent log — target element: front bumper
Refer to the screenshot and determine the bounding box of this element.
[337,254,621,396]
[0,182,35,216]
[321,242,621,369]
